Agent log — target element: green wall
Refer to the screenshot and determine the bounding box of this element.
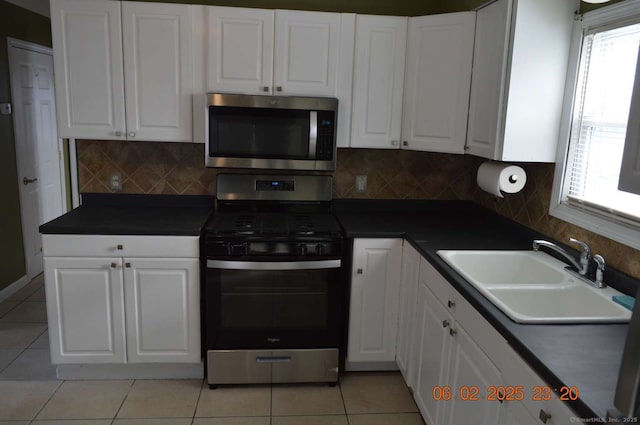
[0,1,52,291]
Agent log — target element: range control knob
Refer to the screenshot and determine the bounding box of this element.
[316,244,325,256]
[298,244,308,256]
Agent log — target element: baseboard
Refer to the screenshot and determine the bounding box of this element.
[0,275,29,303]
[345,361,399,372]
[56,362,204,380]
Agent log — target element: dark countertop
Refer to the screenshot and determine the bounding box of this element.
[39,193,214,236]
[333,199,636,420]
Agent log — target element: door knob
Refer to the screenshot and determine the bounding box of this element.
[23,177,38,185]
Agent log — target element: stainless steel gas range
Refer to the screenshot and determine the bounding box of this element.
[203,174,344,388]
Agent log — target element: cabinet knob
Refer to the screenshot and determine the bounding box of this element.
[449,328,457,337]
[391,140,399,147]
[261,86,269,92]
[125,262,131,268]
[356,268,363,275]
[23,177,38,185]
[110,262,117,268]
[447,300,455,309]
[128,131,136,138]
[275,86,283,92]
[442,320,450,328]
[117,244,123,250]
[402,141,408,147]
[539,409,552,424]
[115,131,122,137]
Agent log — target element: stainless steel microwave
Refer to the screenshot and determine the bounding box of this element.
[205,93,338,171]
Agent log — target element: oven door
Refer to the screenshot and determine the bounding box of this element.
[205,259,343,350]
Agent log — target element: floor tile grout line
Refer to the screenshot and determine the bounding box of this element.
[30,378,64,422]
[191,378,205,424]
[112,378,136,421]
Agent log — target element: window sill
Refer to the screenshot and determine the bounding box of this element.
[549,202,640,251]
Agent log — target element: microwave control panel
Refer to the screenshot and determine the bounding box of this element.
[316,111,335,160]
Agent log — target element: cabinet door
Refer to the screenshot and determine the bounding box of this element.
[500,400,542,425]
[50,0,126,140]
[402,12,475,154]
[348,238,402,365]
[396,242,420,387]
[444,324,502,425]
[44,257,126,364]
[274,10,341,96]
[465,0,510,160]
[350,15,407,149]
[206,6,274,94]
[122,2,192,142]
[414,283,454,425]
[124,258,200,363]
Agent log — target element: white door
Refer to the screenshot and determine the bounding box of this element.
[348,238,402,365]
[206,6,274,94]
[8,41,65,279]
[122,2,192,142]
[396,241,420,387]
[44,257,126,364]
[465,0,510,159]
[124,258,200,363]
[50,0,126,140]
[402,12,476,154]
[444,324,502,425]
[274,10,341,96]
[414,283,454,425]
[350,15,407,149]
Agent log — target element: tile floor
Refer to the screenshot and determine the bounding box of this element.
[0,274,424,425]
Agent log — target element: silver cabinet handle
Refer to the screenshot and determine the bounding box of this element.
[391,140,399,146]
[23,177,38,185]
[442,320,450,328]
[448,300,455,309]
[125,262,131,268]
[275,86,283,92]
[261,86,269,92]
[449,328,457,336]
[128,131,136,138]
[356,268,363,274]
[207,259,341,270]
[402,141,408,147]
[117,244,123,250]
[539,409,551,424]
[115,131,122,136]
[110,262,117,268]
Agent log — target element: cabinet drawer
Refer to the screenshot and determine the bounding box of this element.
[502,349,577,424]
[420,257,455,308]
[43,235,199,258]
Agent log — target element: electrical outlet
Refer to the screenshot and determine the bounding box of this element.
[355,175,367,194]
[110,172,122,191]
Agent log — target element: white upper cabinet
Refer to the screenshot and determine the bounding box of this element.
[402,12,475,154]
[206,8,341,97]
[206,6,274,95]
[51,0,126,140]
[274,10,341,96]
[50,0,193,142]
[350,15,407,149]
[466,0,578,162]
[122,2,192,142]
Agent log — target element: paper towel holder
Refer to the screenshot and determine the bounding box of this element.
[508,175,519,184]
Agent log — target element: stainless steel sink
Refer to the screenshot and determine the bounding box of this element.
[437,250,632,324]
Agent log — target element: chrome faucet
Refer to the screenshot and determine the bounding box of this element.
[532,237,591,276]
[593,254,606,288]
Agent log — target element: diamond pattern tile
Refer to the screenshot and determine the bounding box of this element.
[76,140,640,280]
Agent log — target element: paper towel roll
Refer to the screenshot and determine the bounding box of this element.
[477,161,526,197]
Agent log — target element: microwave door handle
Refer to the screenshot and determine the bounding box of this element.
[309,111,317,159]
[207,259,341,270]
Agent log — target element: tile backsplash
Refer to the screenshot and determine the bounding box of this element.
[76,140,640,279]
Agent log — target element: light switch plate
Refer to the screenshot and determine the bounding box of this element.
[0,103,12,115]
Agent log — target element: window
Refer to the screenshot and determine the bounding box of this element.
[551,0,640,249]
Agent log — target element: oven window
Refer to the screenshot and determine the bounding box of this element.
[219,269,329,330]
[209,107,310,159]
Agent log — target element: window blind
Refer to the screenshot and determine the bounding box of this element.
[565,23,640,220]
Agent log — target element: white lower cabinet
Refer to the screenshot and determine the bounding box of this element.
[395,242,421,388]
[43,235,200,365]
[347,238,402,369]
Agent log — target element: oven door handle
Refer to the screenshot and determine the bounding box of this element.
[206,259,341,270]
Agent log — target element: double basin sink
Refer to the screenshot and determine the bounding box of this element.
[437,250,632,324]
